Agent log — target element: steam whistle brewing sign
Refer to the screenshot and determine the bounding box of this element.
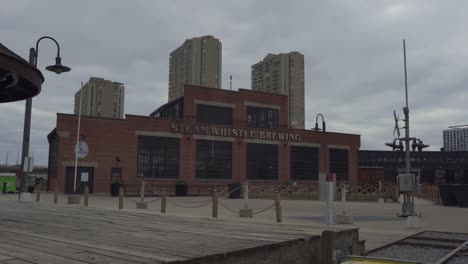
[170,123,302,142]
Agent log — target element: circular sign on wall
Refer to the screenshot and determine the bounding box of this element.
[74,141,89,159]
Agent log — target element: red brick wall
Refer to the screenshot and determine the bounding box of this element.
[51,85,361,193]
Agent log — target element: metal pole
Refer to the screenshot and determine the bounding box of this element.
[19,48,35,200]
[73,82,84,193]
[402,39,414,216]
[403,39,411,176]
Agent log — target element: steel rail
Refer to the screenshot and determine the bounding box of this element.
[435,239,468,264]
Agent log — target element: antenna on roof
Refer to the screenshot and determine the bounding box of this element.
[230,75,232,91]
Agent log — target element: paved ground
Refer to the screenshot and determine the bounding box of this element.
[2,192,468,250]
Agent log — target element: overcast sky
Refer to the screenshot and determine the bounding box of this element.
[1,1,468,165]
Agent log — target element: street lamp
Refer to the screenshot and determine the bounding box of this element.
[313,113,334,224]
[19,36,71,202]
[314,113,326,132]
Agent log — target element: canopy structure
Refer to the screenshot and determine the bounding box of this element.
[0,43,44,103]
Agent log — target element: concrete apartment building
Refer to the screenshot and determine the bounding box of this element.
[74,77,125,119]
[443,126,468,151]
[168,35,222,101]
[251,52,305,129]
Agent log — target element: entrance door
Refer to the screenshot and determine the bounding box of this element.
[65,166,94,194]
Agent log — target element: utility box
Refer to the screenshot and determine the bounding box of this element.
[398,173,414,192]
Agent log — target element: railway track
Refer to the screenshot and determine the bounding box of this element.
[365,231,468,264]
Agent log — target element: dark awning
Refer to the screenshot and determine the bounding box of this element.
[0,43,44,103]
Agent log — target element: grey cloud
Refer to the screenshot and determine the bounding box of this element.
[1,0,468,164]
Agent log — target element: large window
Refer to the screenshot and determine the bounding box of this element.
[329,148,349,182]
[137,136,179,178]
[246,143,278,180]
[150,98,183,120]
[196,140,232,179]
[197,104,233,125]
[291,146,319,181]
[247,106,278,129]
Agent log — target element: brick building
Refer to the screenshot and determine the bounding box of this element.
[48,85,360,194]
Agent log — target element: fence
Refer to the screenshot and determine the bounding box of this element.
[416,184,440,204]
[248,182,399,202]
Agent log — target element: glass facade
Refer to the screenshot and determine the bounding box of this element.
[329,148,349,182]
[246,143,278,180]
[246,106,278,129]
[197,104,233,125]
[290,146,319,181]
[137,136,180,178]
[195,140,232,179]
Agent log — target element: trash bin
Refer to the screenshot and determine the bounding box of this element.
[438,184,457,206]
[228,183,242,199]
[175,183,188,196]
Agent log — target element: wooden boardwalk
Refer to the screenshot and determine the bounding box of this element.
[0,200,343,264]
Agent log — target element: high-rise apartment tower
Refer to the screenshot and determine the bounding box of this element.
[74,77,125,119]
[251,52,304,129]
[443,126,468,151]
[168,35,222,101]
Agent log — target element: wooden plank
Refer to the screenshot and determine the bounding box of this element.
[0,200,331,264]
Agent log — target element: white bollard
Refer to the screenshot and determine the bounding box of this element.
[378,180,385,203]
[239,181,253,217]
[336,184,353,224]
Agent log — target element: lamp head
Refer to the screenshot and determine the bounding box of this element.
[313,122,320,131]
[46,57,71,74]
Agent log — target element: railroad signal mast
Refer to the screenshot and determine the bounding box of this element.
[384,39,429,217]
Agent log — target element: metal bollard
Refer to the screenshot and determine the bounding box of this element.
[161,188,166,214]
[35,185,41,202]
[54,184,58,204]
[118,187,124,209]
[275,191,282,223]
[212,190,218,218]
[84,186,89,207]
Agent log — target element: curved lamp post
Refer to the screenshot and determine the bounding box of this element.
[313,113,334,224]
[19,36,71,202]
[314,113,326,132]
